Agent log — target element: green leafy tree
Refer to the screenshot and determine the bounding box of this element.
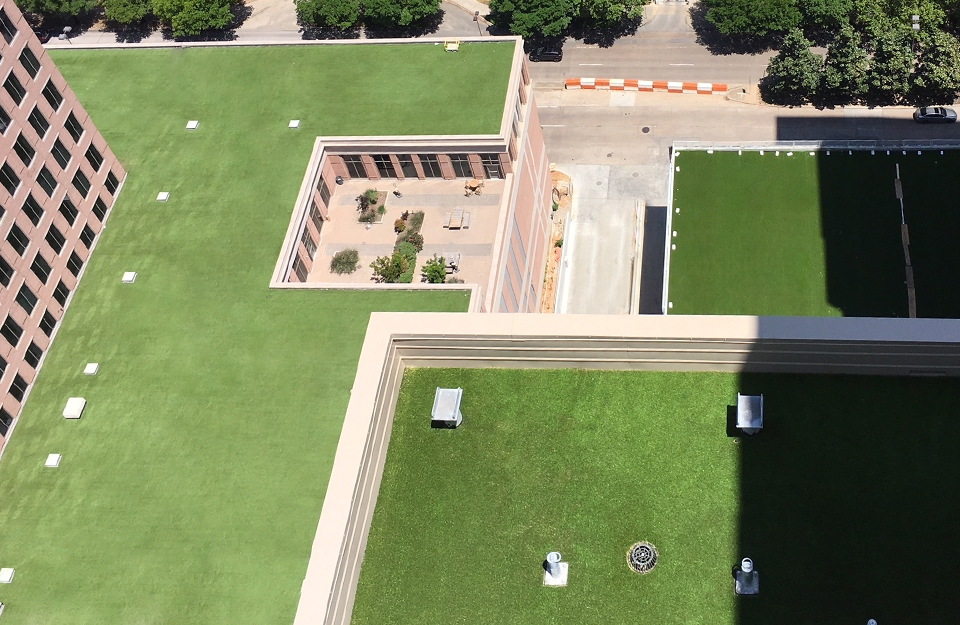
[761,28,822,104]
[19,0,96,18]
[851,0,891,46]
[370,252,409,283]
[422,255,447,284]
[578,0,645,26]
[867,27,915,103]
[797,0,851,30]
[153,0,235,36]
[821,25,869,103]
[296,0,359,29]
[363,0,441,26]
[489,0,576,37]
[703,0,801,37]
[103,0,152,24]
[911,30,960,103]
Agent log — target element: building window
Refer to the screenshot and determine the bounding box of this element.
[1,162,21,195]
[28,106,49,138]
[3,72,26,105]
[300,227,317,260]
[480,154,503,179]
[72,170,91,198]
[65,112,84,143]
[292,254,308,281]
[92,197,107,221]
[317,177,331,207]
[419,155,442,178]
[1,315,23,347]
[105,171,119,195]
[25,342,42,368]
[449,154,472,178]
[85,144,103,171]
[16,283,37,314]
[66,251,83,276]
[9,374,27,402]
[59,197,78,225]
[31,253,52,284]
[0,104,10,134]
[0,407,12,437]
[37,166,58,197]
[0,255,13,286]
[22,194,44,224]
[7,224,29,256]
[397,154,417,178]
[372,155,395,178]
[14,133,35,166]
[42,80,63,110]
[53,280,70,305]
[342,155,365,179]
[39,310,56,336]
[79,224,96,248]
[309,201,324,234]
[0,8,17,44]
[19,47,41,79]
[51,138,71,169]
[46,224,66,254]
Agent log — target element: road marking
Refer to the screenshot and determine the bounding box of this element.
[579,63,604,66]
[669,63,694,66]
[542,124,565,128]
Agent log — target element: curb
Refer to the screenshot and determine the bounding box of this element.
[565,78,728,94]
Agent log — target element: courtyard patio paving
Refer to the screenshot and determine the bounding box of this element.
[309,178,505,286]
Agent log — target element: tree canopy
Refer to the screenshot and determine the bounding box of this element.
[761,28,822,104]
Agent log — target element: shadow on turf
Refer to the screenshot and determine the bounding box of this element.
[734,367,960,625]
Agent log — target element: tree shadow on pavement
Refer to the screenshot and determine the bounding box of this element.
[107,15,160,43]
[300,23,362,39]
[689,2,778,55]
[566,15,641,48]
[364,11,445,38]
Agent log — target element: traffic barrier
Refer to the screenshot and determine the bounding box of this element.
[565,78,729,94]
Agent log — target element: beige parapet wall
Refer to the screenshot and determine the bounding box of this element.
[293,312,960,625]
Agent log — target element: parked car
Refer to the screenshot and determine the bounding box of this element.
[913,106,958,123]
[529,47,563,62]
[32,28,50,43]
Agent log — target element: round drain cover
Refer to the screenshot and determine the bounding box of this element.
[642,126,650,133]
[627,542,658,574]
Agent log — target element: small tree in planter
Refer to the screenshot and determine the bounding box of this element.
[370,252,409,283]
[357,189,384,223]
[330,249,360,274]
[423,255,447,284]
[406,232,424,252]
[394,219,407,233]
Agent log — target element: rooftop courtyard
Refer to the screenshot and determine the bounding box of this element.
[354,367,960,624]
[0,42,523,624]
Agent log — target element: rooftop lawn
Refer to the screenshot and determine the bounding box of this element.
[354,368,960,625]
[0,46,478,624]
[668,149,960,318]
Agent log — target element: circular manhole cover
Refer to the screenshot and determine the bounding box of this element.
[627,541,658,574]
[642,126,650,133]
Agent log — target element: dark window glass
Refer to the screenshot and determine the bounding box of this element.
[53,280,69,305]
[22,194,44,225]
[0,162,21,195]
[419,154,442,178]
[79,224,95,248]
[25,342,42,368]
[0,407,12,436]
[42,80,63,110]
[309,201,324,234]
[59,197,78,225]
[39,310,56,336]
[51,138,71,169]
[31,253,51,284]
[18,47,41,79]
[9,374,27,402]
[84,144,103,171]
[6,223,29,255]
[46,224,65,253]
[92,197,107,221]
[480,154,503,179]
[1,315,23,347]
[300,227,317,260]
[342,155,365,179]
[16,283,37,314]
[28,106,49,138]
[0,255,13,286]
[293,255,307,281]
[3,72,26,105]
[72,170,90,198]
[105,171,119,195]
[66,251,83,276]
[397,154,417,178]
[37,166,57,197]
[372,154,395,178]
[449,154,472,178]
[0,8,17,44]
[14,133,35,166]
[317,177,331,207]
[65,113,84,142]
[0,104,10,134]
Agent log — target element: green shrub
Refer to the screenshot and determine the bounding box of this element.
[370,252,409,283]
[406,232,424,252]
[363,189,379,204]
[423,255,447,284]
[394,219,407,233]
[398,242,418,266]
[446,276,465,284]
[358,208,379,223]
[377,205,387,216]
[399,268,415,283]
[330,249,360,274]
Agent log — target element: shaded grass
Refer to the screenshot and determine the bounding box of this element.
[0,45,487,624]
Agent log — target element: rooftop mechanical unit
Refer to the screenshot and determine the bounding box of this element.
[431,387,463,428]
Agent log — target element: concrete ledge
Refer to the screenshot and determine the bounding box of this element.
[293,313,960,625]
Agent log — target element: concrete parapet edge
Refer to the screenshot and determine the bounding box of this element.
[293,312,960,625]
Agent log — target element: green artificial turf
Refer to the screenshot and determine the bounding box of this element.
[0,45,488,624]
[668,149,960,318]
[353,368,960,625]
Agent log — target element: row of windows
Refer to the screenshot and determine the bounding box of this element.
[1,307,57,348]
[340,153,504,180]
